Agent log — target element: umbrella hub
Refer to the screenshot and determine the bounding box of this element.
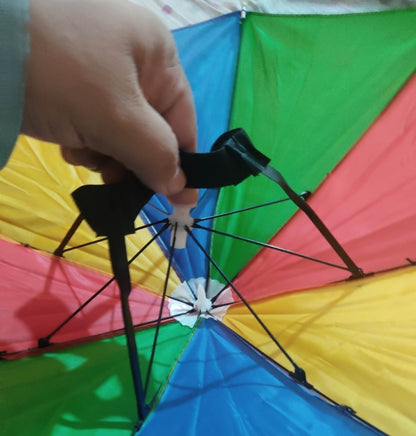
[168,277,233,328]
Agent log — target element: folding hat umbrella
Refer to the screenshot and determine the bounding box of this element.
[1,6,416,436]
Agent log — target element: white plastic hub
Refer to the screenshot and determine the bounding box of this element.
[168,277,234,328]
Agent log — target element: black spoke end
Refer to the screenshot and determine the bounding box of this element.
[292,366,311,387]
[300,191,311,200]
[38,337,51,348]
[348,268,367,280]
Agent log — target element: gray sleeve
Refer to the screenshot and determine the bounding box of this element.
[0,0,30,168]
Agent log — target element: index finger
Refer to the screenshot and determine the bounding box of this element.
[162,69,197,154]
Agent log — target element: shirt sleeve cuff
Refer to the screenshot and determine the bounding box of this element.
[0,0,30,168]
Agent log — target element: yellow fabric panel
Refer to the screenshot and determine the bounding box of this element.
[224,266,416,435]
[0,135,179,293]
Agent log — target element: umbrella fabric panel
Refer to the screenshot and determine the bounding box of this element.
[224,266,416,436]
[0,136,180,291]
[212,10,416,281]
[0,135,100,250]
[1,322,194,436]
[0,237,172,354]
[141,12,241,282]
[175,13,241,154]
[139,318,382,436]
[231,71,416,300]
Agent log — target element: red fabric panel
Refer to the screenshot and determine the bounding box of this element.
[0,238,169,354]
[233,73,416,300]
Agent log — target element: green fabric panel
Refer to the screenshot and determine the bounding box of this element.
[1,322,193,436]
[212,10,416,281]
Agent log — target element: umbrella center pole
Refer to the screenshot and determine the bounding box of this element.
[107,234,149,426]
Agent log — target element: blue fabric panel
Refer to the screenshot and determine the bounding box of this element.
[138,319,383,436]
[140,13,241,281]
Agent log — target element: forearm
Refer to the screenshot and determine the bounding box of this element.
[0,0,30,167]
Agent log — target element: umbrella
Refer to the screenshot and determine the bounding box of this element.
[1,6,416,436]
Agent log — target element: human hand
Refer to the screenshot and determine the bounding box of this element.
[23,0,197,204]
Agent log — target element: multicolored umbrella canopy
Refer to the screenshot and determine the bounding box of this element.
[1,6,416,436]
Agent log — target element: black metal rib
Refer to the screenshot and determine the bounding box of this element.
[167,294,194,307]
[8,310,194,359]
[57,219,168,255]
[193,223,350,272]
[263,165,364,278]
[39,222,170,346]
[54,214,84,256]
[185,226,307,384]
[194,197,292,223]
[210,283,231,305]
[144,223,177,397]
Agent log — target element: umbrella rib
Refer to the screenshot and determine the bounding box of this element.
[3,310,195,359]
[59,235,109,253]
[211,301,238,310]
[210,283,232,305]
[39,222,170,346]
[185,226,308,384]
[145,202,170,216]
[144,223,177,398]
[262,165,364,278]
[54,214,84,256]
[56,219,168,254]
[133,309,195,328]
[184,279,197,300]
[193,223,350,272]
[194,196,294,223]
[167,294,195,307]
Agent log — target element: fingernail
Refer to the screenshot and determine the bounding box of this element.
[166,168,186,195]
